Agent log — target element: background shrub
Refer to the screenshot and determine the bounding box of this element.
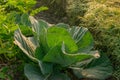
[0,0,47,79]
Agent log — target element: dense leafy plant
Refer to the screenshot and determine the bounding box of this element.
[14,16,113,80]
[0,0,48,58]
[82,0,120,28]
[65,0,89,25]
[0,0,48,79]
[0,0,48,14]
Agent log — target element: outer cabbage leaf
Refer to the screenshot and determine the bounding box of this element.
[24,64,45,80]
[29,16,48,38]
[14,29,52,75]
[69,26,94,53]
[38,61,53,75]
[24,64,70,80]
[21,13,31,26]
[70,53,113,79]
[56,23,70,29]
[14,29,38,62]
[29,16,49,53]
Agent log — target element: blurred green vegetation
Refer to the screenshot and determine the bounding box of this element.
[0,0,120,79]
[81,0,120,28]
[0,0,48,59]
[0,0,47,80]
[65,0,89,25]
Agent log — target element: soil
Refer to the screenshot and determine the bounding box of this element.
[35,0,68,25]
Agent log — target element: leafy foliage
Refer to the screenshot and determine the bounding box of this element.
[65,0,89,25]
[71,53,113,79]
[0,0,48,59]
[0,66,11,80]
[14,16,113,80]
[82,0,120,28]
[0,0,48,79]
[90,27,120,79]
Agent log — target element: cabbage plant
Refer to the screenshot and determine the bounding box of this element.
[14,16,112,80]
